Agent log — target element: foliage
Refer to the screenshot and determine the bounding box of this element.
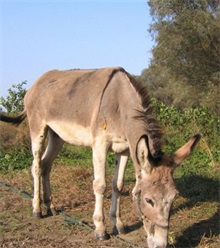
[0,150,32,171]
[141,0,220,113]
[151,98,220,176]
[148,0,220,86]
[0,81,27,113]
[152,98,220,141]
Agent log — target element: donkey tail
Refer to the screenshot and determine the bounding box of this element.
[0,110,27,125]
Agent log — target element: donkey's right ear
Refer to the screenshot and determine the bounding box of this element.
[136,136,152,174]
[172,134,201,168]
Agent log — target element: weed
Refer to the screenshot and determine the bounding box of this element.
[0,150,32,171]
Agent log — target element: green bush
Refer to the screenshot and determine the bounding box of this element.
[152,98,220,177]
[152,98,220,145]
[0,81,27,114]
[0,150,32,171]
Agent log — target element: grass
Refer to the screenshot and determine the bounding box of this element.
[0,162,219,247]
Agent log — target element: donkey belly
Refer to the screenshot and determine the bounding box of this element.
[48,120,93,147]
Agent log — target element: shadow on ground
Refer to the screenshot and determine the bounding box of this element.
[175,210,219,247]
[125,221,143,234]
[173,175,219,247]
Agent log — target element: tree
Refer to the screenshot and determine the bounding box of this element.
[0,81,27,114]
[142,0,220,112]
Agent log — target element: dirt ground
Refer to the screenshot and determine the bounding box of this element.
[0,164,219,248]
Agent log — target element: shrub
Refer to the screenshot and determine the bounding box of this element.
[0,81,27,113]
[152,98,220,175]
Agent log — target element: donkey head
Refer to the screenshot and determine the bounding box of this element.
[133,135,200,248]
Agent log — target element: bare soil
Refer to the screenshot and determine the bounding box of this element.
[0,164,219,247]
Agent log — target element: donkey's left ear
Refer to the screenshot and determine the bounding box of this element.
[136,135,152,174]
[172,134,201,167]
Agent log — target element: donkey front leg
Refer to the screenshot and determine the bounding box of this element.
[92,145,110,240]
[110,153,128,235]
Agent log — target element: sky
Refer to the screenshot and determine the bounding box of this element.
[0,0,154,98]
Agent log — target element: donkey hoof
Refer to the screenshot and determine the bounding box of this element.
[118,227,126,235]
[95,232,110,240]
[113,226,126,235]
[33,212,42,218]
[47,208,58,216]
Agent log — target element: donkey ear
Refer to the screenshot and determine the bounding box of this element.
[136,136,152,174]
[172,134,201,167]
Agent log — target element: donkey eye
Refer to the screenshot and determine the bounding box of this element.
[145,198,154,207]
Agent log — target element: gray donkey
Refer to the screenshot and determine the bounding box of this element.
[0,67,200,248]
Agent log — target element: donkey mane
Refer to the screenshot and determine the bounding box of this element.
[124,70,163,157]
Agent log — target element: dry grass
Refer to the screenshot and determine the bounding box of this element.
[0,121,30,151]
[0,164,145,247]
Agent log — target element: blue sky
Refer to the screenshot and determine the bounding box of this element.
[1,0,154,97]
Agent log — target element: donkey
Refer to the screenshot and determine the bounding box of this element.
[0,67,200,248]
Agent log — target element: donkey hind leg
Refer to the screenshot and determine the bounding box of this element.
[110,153,128,235]
[31,124,48,218]
[92,145,110,240]
[41,128,64,216]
